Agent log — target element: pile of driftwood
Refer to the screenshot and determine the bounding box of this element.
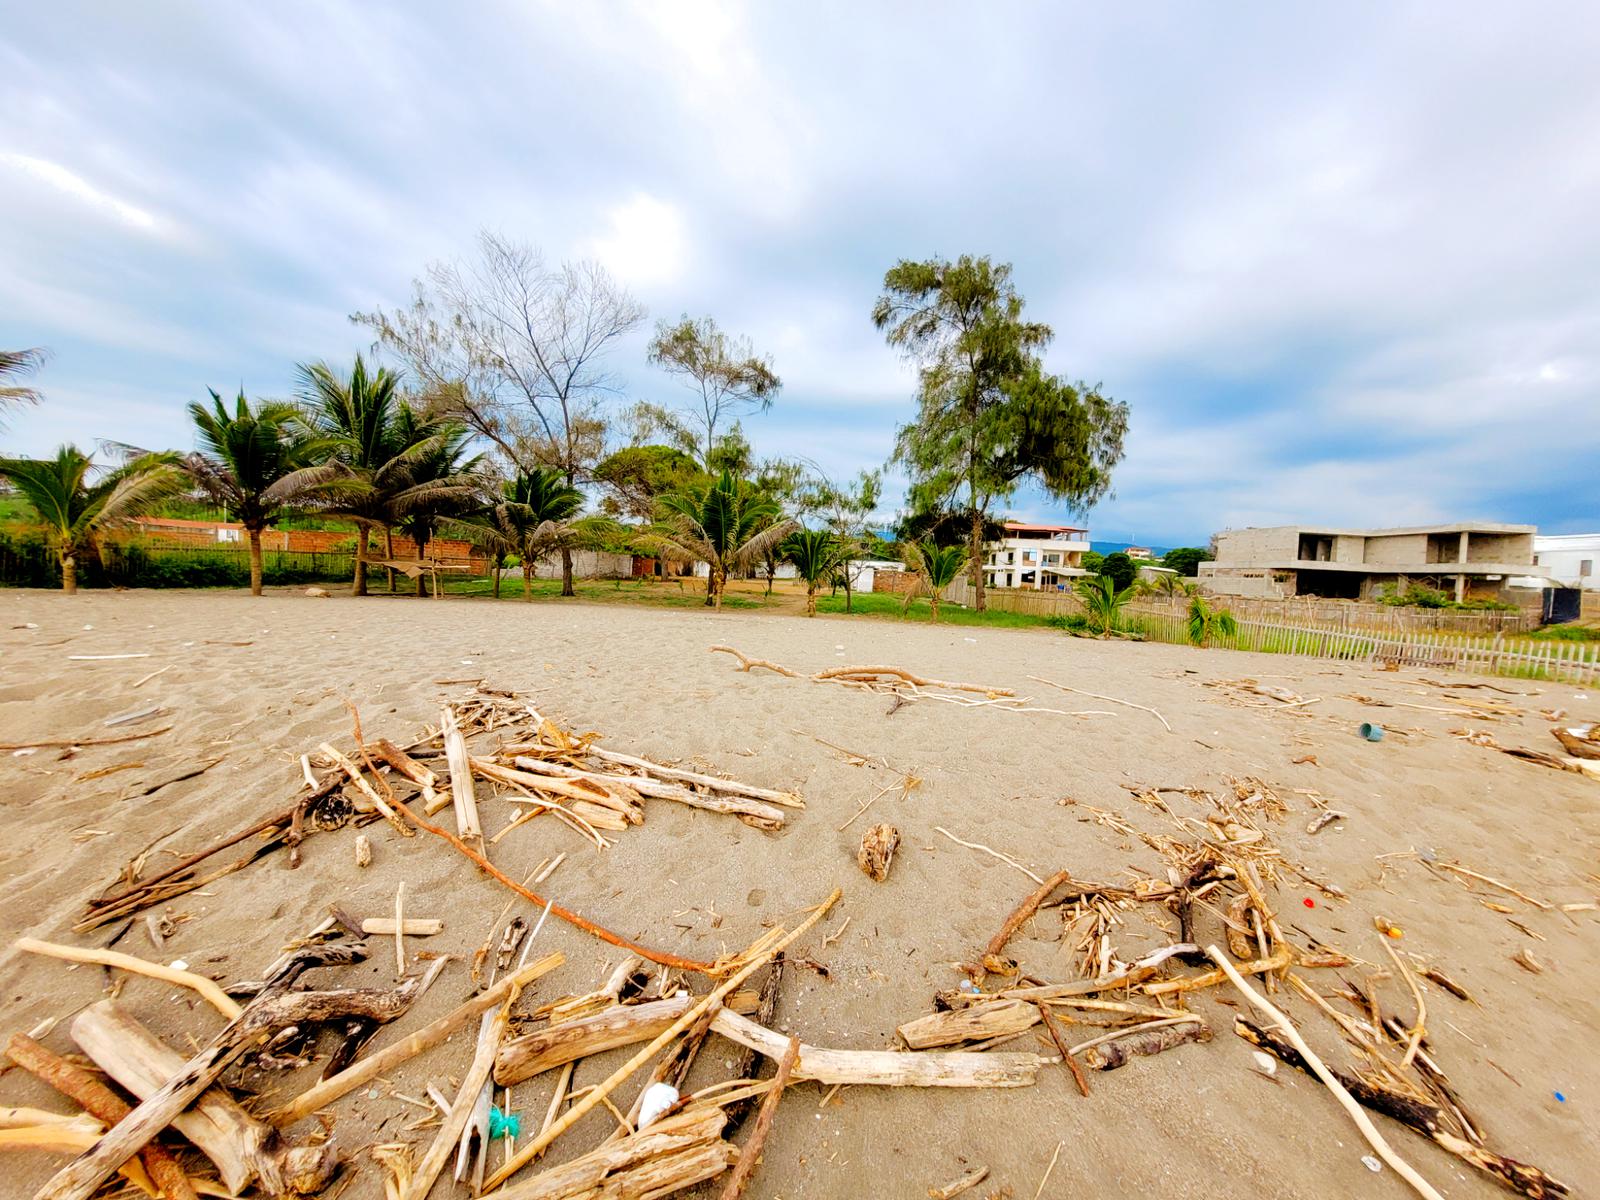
[891,774,1569,1199]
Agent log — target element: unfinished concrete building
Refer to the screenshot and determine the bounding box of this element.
[1198,523,1553,602]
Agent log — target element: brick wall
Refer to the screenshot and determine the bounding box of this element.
[870,569,922,595]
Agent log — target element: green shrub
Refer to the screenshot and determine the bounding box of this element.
[1530,622,1600,642]
[1045,612,1091,634]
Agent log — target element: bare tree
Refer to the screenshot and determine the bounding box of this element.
[646,315,780,469]
[354,232,645,595]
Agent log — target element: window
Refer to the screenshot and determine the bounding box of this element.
[216,528,241,543]
[1582,559,1595,577]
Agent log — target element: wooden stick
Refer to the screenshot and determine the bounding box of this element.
[579,745,804,808]
[933,827,1043,883]
[984,870,1070,971]
[391,800,717,973]
[5,1034,197,1200]
[403,994,510,1200]
[496,996,699,1085]
[709,1010,1044,1087]
[813,664,1014,696]
[489,1108,734,1200]
[393,882,407,977]
[708,645,801,677]
[508,756,790,828]
[1435,863,1553,910]
[930,1166,991,1200]
[0,727,171,751]
[369,738,440,810]
[269,951,562,1125]
[1028,676,1171,731]
[482,890,841,1192]
[713,1036,798,1200]
[1206,946,1444,1200]
[14,938,242,1019]
[361,918,443,936]
[441,706,483,841]
[1033,1140,1064,1200]
[1380,938,1427,1070]
[1035,1005,1089,1097]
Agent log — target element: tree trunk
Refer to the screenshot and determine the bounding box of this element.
[492,558,502,599]
[385,528,396,593]
[61,551,77,596]
[931,592,940,623]
[704,566,717,607]
[969,508,986,612]
[414,530,429,597]
[522,558,533,601]
[806,585,816,617]
[844,572,853,613]
[712,567,725,609]
[352,525,368,596]
[248,528,263,596]
[561,546,575,597]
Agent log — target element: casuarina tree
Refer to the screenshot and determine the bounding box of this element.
[873,255,1127,611]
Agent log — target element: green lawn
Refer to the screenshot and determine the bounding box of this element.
[813,591,1054,629]
[1529,622,1600,642]
[437,574,763,610]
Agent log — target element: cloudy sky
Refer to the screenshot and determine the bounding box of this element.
[4,3,1597,546]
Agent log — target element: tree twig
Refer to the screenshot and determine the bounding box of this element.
[1027,676,1171,731]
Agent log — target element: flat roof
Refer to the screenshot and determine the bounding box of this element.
[1227,522,1536,538]
[1002,521,1087,534]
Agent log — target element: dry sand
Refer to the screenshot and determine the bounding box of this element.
[1,587,1596,1199]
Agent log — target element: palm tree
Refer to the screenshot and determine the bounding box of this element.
[297,356,475,596]
[1187,594,1239,647]
[454,468,603,600]
[902,538,967,622]
[384,413,482,596]
[784,528,845,616]
[651,471,795,608]
[0,348,48,429]
[0,445,183,593]
[183,389,344,596]
[1074,573,1134,637]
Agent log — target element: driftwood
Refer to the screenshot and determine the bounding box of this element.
[929,1166,991,1199]
[440,706,484,841]
[70,1001,337,1197]
[712,1009,1044,1087]
[483,891,841,1192]
[15,937,242,1019]
[577,744,804,808]
[709,645,802,677]
[404,998,509,1200]
[857,823,900,881]
[42,958,437,1200]
[1027,676,1171,731]
[318,741,411,836]
[1207,947,1443,1200]
[497,996,701,1085]
[491,1107,736,1200]
[899,1000,1040,1050]
[1081,1020,1210,1069]
[271,952,563,1125]
[508,756,790,829]
[473,758,644,824]
[5,1034,197,1200]
[1235,1020,1568,1198]
[369,737,442,810]
[813,664,1014,696]
[0,727,172,751]
[983,869,1071,975]
[714,1035,798,1200]
[360,917,443,936]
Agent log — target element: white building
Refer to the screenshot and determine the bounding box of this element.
[982,522,1090,591]
[1534,534,1600,589]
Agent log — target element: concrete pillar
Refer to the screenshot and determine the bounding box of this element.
[1458,531,1468,563]
[1455,574,1466,603]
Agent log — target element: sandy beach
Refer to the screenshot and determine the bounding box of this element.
[1,587,1595,1199]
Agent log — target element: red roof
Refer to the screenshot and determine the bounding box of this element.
[1003,521,1086,534]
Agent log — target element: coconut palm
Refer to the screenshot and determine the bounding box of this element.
[1074,573,1134,637]
[0,348,48,429]
[184,389,345,596]
[1187,594,1239,647]
[0,445,183,593]
[383,412,483,595]
[453,468,609,600]
[297,356,476,596]
[1140,572,1197,603]
[902,538,967,621]
[784,528,845,617]
[651,470,795,608]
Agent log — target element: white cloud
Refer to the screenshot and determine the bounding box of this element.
[584,193,689,291]
[0,152,163,233]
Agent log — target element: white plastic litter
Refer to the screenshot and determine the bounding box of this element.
[637,1082,680,1129]
[1250,1051,1278,1078]
[169,959,189,971]
[1361,1155,1382,1173]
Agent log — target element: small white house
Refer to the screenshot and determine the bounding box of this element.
[1534,534,1600,589]
[982,522,1090,591]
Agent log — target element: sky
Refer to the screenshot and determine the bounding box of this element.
[3,2,1597,547]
